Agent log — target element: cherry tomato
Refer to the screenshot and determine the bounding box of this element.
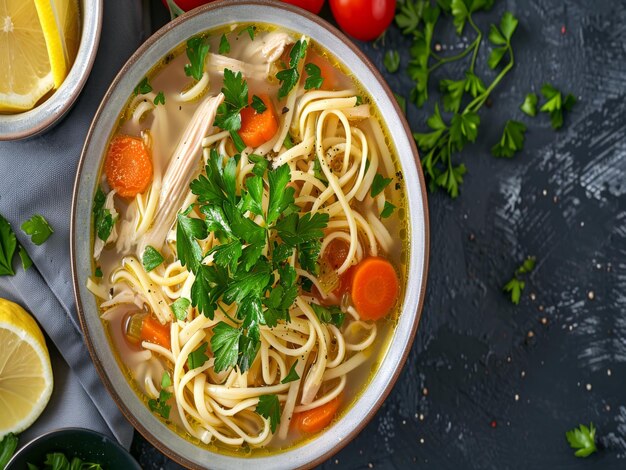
[161,0,214,12]
[329,0,396,41]
[280,0,325,14]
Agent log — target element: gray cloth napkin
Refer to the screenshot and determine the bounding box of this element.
[0,0,145,449]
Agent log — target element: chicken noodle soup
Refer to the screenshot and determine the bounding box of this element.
[88,23,408,453]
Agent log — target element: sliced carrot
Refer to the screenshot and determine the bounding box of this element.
[105,135,153,198]
[292,396,342,434]
[351,257,399,321]
[140,314,171,349]
[305,52,338,91]
[238,94,278,148]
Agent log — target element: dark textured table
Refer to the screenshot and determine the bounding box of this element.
[132,1,626,468]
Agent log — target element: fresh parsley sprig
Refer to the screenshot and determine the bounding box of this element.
[276,39,307,99]
[503,255,535,304]
[256,394,281,433]
[184,36,210,81]
[540,83,576,130]
[566,423,598,458]
[93,187,115,242]
[213,69,249,151]
[491,120,526,158]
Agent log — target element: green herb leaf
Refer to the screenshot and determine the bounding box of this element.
[304,63,323,90]
[371,173,393,198]
[191,264,228,319]
[520,92,538,116]
[566,423,598,458]
[384,50,400,73]
[184,36,210,81]
[134,77,152,95]
[94,266,102,278]
[283,133,295,149]
[0,433,18,469]
[161,371,172,388]
[381,201,396,218]
[516,256,536,275]
[310,303,345,327]
[256,394,281,433]
[395,0,425,35]
[93,187,114,242]
[211,321,242,372]
[276,40,307,99]
[214,69,249,132]
[540,84,576,129]
[21,214,53,245]
[153,91,165,106]
[436,163,466,199]
[267,164,295,225]
[491,120,526,158]
[148,389,172,419]
[440,78,465,113]
[450,111,480,145]
[239,25,256,40]
[176,212,208,274]
[0,214,16,276]
[187,341,210,370]
[142,245,164,272]
[170,297,191,321]
[281,360,300,384]
[251,95,267,114]
[248,154,269,177]
[464,71,486,98]
[450,0,469,34]
[219,33,230,54]
[503,277,524,304]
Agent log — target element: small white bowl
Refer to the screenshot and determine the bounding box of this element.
[0,0,103,141]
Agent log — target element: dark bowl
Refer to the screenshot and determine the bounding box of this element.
[6,428,140,469]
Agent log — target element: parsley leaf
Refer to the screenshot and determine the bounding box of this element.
[248,154,269,177]
[213,69,248,132]
[153,91,165,106]
[310,303,345,327]
[161,370,172,388]
[0,433,18,469]
[134,77,152,95]
[170,297,190,321]
[0,214,17,276]
[256,394,281,433]
[21,214,53,245]
[251,95,267,114]
[520,92,538,116]
[488,12,518,69]
[384,50,400,73]
[267,164,295,225]
[491,120,526,158]
[93,187,114,242]
[187,341,210,369]
[211,321,242,372]
[94,266,102,278]
[281,360,300,384]
[239,25,256,40]
[176,212,208,274]
[540,83,576,129]
[191,264,228,319]
[566,423,598,458]
[184,36,210,81]
[440,78,465,114]
[396,0,425,35]
[381,201,396,218]
[148,389,172,419]
[219,33,230,54]
[18,246,32,271]
[276,40,307,99]
[503,256,535,304]
[304,63,324,90]
[283,133,295,149]
[464,71,486,98]
[371,173,393,198]
[142,245,164,272]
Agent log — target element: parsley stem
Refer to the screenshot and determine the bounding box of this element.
[465,44,514,113]
[218,303,241,325]
[467,15,482,73]
[429,37,479,73]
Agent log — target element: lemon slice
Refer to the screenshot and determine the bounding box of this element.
[34,0,81,89]
[0,0,54,113]
[0,298,53,440]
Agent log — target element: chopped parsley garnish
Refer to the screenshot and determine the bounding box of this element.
[187,341,210,370]
[384,50,400,73]
[276,39,307,99]
[213,68,249,150]
[371,173,393,198]
[134,77,152,95]
[520,92,538,116]
[381,201,396,219]
[281,360,300,384]
[251,95,267,114]
[184,36,210,81]
[540,83,576,130]
[503,256,536,304]
[21,214,53,245]
[170,297,190,321]
[304,63,323,90]
[219,33,230,54]
[310,303,345,327]
[491,120,526,158]
[239,25,256,40]
[142,245,164,272]
[566,423,598,458]
[28,452,104,470]
[148,389,172,419]
[153,91,165,106]
[0,214,17,276]
[0,433,18,469]
[182,150,328,373]
[93,187,115,242]
[256,394,281,433]
[283,133,295,149]
[161,371,172,388]
[94,266,103,278]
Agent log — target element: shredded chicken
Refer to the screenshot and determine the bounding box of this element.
[93,190,119,260]
[140,93,225,254]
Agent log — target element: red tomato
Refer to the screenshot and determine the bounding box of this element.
[280,0,325,14]
[329,0,396,41]
[161,0,214,12]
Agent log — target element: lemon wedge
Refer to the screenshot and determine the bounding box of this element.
[0,0,54,113]
[34,0,81,89]
[0,298,53,440]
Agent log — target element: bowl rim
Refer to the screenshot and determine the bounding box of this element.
[70,1,430,468]
[0,0,103,141]
[5,427,141,469]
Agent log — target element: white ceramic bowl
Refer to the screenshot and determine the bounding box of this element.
[0,0,103,141]
[71,1,429,468]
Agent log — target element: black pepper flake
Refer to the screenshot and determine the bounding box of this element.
[179,106,182,111]
[164,53,175,64]
[109,288,114,296]
[282,107,289,114]
[395,182,401,190]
